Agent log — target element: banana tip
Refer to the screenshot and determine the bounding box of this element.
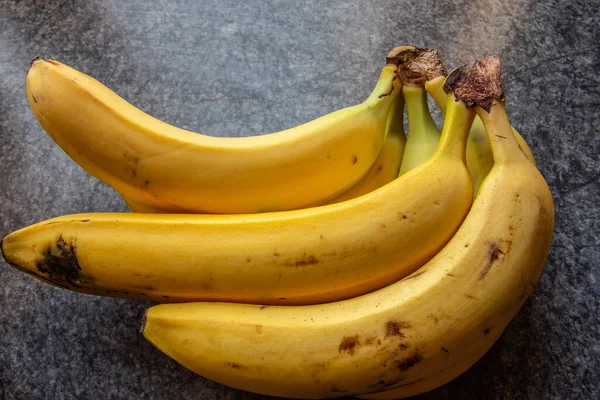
[0,238,6,264]
[0,235,26,272]
[0,236,19,272]
[28,56,42,73]
[28,56,59,73]
[139,309,148,335]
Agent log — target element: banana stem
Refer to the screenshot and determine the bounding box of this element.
[385,94,405,139]
[403,85,439,138]
[476,103,524,164]
[425,75,447,114]
[366,65,401,104]
[398,85,443,175]
[435,95,476,160]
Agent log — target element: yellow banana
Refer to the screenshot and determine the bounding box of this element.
[326,93,405,204]
[26,58,400,214]
[138,56,554,399]
[1,86,474,305]
[425,67,536,196]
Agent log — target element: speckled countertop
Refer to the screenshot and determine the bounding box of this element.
[1,1,598,399]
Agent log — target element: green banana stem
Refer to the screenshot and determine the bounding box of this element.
[435,94,476,160]
[384,92,406,140]
[477,103,523,165]
[398,85,442,175]
[426,69,534,198]
[425,75,447,114]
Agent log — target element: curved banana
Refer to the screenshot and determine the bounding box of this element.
[425,69,536,196]
[326,93,405,204]
[26,58,400,214]
[138,57,554,399]
[1,88,474,306]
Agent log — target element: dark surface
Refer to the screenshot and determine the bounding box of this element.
[1,1,598,399]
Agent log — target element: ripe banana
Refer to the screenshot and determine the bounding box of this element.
[391,46,444,176]
[326,93,405,204]
[124,93,407,212]
[1,84,474,305]
[424,63,537,196]
[26,58,401,214]
[139,56,554,399]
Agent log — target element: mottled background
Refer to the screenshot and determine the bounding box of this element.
[0,0,598,399]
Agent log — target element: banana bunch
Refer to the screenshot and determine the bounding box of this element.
[1,46,554,399]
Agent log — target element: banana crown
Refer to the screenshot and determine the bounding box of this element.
[444,56,504,112]
[391,46,447,86]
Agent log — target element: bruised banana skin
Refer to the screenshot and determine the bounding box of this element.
[326,94,406,204]
[426,75,536,196]
[1,93,474,305]
[139,60,554,399]
[360,316,504,399]
[27,59,401,214]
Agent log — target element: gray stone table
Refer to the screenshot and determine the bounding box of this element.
[1,1,598,399]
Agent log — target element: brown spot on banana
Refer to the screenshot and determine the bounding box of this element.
[479,240,511,280]
[364,336,378,346]
[369,378,405,391]
[135,285,157,291]
[122,153,139,179]
[339,335,361,355]
[396,351,424,372]
[35,236,93,288]
[284,254,318,267]
[427,313,440,324]
[351,154,358,165]
[385,321,410,338]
